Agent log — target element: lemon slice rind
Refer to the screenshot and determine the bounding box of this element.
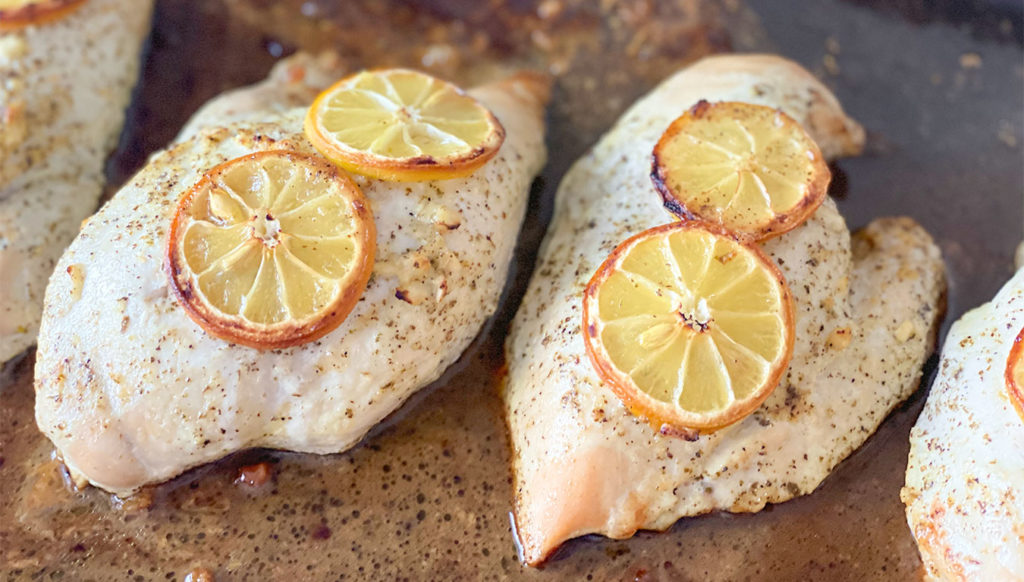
[0,0,86,30]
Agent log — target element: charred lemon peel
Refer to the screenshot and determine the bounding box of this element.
[0,0,87,31]
[582,222,795,433]
[304,68,506,182]
[651,100,831,243]
[166,150,376,350]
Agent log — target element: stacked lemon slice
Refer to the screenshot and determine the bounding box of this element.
[166,69,505,349]
[305,68,505,181]
[652,101,829,242]
[166,152,376,349]
[584,101,831,432]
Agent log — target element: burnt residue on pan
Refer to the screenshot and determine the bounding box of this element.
[2,0,1022,580]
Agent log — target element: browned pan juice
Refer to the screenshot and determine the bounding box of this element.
[3,0,1022,580]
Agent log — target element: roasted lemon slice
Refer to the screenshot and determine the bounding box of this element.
[652,100,830,242]
[304,68,505,182]
[1005,327,1024,423]
[0,0,85,30]
[582,222,794,432]
[167,151,376,350]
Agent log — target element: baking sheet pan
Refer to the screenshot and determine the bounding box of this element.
[2,0,1021,579]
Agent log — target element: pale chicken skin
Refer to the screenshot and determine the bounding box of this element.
[0,0,153,363]
[34,54,550,495]
[903,268,1024,581]
[504,54,946,565]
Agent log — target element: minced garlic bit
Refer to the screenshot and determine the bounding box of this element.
[895,320,917,343]
[66,263,85,301]
[826,326,852,351]
[417,199,463,232]
[0,36,28,60]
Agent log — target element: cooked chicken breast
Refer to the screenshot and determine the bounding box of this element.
[0,0,153,363]
[504,54,946,565]
[903,268,1024,581]
[34,54,550,495]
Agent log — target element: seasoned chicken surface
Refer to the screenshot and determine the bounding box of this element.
[176,52,351,141]
[903,268,1024,581]
[0,0,153,363]
[34,54,549,495]
[504,54,946,565]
